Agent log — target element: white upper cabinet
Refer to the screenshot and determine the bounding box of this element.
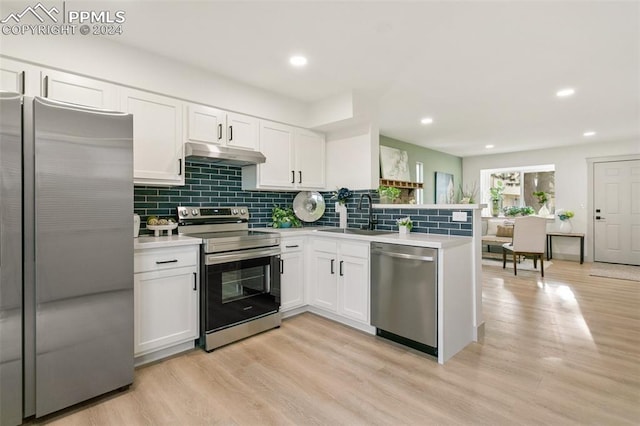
[185,104,226,144]
[256,121,296,187]
[121,88,185,186]
[42,69,119,110]
[0,57,40,95]
[226,112,258,151]
[242,121,326,191]
[294,128,326,189]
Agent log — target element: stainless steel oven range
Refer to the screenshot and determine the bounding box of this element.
[177,206,281,351]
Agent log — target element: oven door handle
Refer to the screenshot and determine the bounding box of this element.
[205,247,281,265]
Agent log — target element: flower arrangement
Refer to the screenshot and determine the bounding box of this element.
[331,187,353,205]
[556,209,575,221]
[396,217,413,230]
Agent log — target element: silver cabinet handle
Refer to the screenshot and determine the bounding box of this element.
[156,259,178,264]
[20,71,26,95]
[43,75,49,97]
[375,252,434,262]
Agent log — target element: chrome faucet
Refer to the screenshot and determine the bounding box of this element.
[358,193,378,230]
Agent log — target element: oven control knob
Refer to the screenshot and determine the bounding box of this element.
[232,209,238,215]
[240,209,247,215]
[180,209,189,216]
[191,209,199,216]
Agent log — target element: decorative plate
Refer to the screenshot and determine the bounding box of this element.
[293,191,326,222]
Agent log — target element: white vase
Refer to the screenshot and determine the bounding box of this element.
[559,220,572,233]
[538,204,550,217]
[398,225,408,236]
[336,202,347,228]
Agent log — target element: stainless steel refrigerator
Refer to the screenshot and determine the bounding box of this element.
[0,93,134,424]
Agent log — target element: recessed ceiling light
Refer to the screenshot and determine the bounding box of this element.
[556,88,575,98]
[420,117,434,125]
[289,55,307,67]
[485,144,494,149]
[583,131,596,137]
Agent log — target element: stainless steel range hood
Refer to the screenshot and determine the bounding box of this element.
[185,142,266,166]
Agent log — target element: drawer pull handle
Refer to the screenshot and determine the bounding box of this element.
[285,245,299,248]
[193,272,197,291]
[156,259,178,264]
[339,260,344,276]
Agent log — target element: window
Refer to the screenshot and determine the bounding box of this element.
[415,162,424,204]
[481,165,555,216]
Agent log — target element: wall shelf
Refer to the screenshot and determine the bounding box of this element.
[379,179,423,189]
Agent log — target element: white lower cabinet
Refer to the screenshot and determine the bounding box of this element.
[133,245,199,363]
[309,238,370,326]
[280,237,305,312]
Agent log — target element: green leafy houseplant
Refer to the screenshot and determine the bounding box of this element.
[489,181,505,216]
[396,216,413,230]
[503,206,535,217]
[533,191,549,205]
[271,206,301,228]
[378,185,402,203]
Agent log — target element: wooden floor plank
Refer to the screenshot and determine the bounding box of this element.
[30,260,640,425]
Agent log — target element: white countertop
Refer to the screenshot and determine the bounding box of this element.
[256,226,471,249]
[134,234,202,250]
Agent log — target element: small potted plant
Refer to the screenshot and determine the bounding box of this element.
[378,185,402,204]
[271,206,301,228]
[533,191,550,216]
[396,216,413,235]
[489,181,505,217]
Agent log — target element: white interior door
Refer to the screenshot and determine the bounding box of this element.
[593,159,640,265]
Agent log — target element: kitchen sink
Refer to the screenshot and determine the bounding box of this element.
[318,228,394,236]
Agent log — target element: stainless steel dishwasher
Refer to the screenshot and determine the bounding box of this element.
[370,242,438,355]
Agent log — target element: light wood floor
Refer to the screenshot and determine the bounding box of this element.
[34,260,640,425]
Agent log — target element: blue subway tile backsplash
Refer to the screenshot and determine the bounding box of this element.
[134,159,473,237]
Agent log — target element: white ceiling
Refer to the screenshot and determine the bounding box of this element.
[107,1,639,157]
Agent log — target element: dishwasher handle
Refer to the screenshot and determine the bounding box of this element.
[373,251,434,262]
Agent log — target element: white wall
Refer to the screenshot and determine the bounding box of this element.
[1,35,308,126]
[463,139,640,261]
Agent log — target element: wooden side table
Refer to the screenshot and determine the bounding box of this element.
[546,232,585,264]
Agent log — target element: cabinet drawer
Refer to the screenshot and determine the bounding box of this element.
[135,246,198,273]
[281,238,304,253]
[340,242,369,259]
[313,238,338,253]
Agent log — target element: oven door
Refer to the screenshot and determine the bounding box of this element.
[204,247,281,332]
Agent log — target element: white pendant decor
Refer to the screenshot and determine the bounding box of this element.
[336,202,348,229]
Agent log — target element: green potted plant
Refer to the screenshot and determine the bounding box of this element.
[271,206,301,228]
[378,185,402,204]
[489,181,505,217]
[533,191,550,216]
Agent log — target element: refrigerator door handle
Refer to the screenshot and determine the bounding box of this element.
[43,75,49,97]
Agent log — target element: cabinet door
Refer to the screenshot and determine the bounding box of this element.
[134,266,198,356]
[42,69,118,110]
[257,120,295,188]
[226,112,258,151]
[186,104,226,144]
[295,128,325,189]
[280,251,305,311]
[121,88,184,186]
[309,249,338,312]
[0,57,39,95]
[339,254,369,323]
